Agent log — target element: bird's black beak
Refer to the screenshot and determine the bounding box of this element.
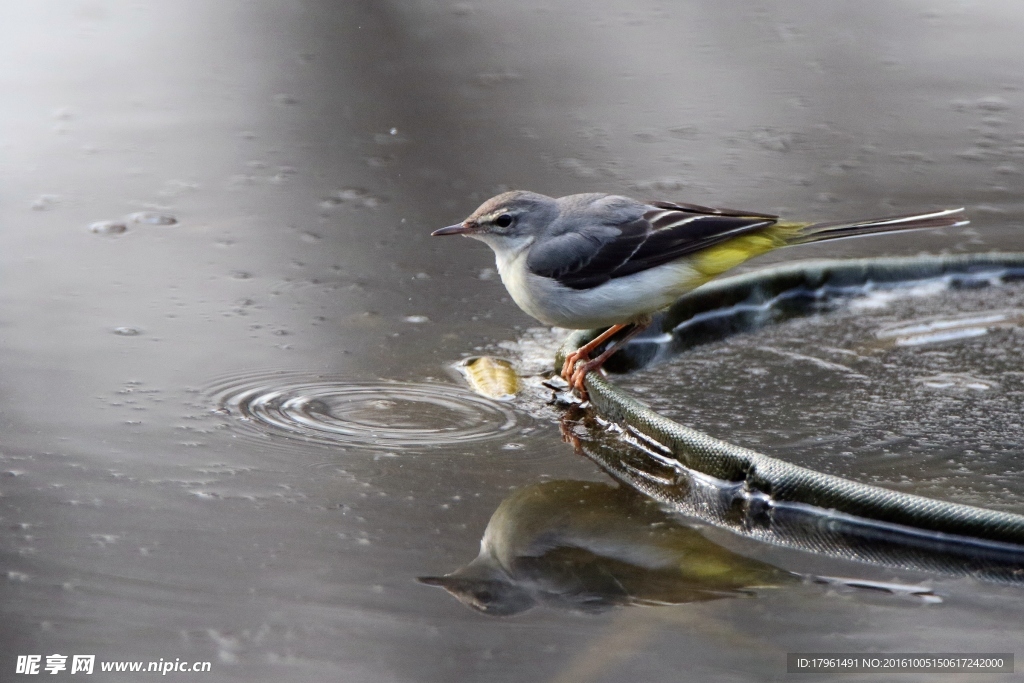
[416,575,448,585]
[431,222,476,236]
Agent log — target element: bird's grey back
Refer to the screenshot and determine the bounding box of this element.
[523,194,648,283]
[550,193,646,237]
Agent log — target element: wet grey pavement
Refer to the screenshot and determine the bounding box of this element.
[2,1,1024,681]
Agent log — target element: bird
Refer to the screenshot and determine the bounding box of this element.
[432,191,967,395]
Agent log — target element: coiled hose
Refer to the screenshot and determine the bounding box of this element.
[557,254,1024,554]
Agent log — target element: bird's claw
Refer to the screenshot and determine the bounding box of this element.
[560,349,584,382]
[560,351,592,400]
[569,362,594,400]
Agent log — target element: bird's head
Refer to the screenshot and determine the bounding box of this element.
[418,553,537,617]
[417,574,537,616]
[431,190,557,255]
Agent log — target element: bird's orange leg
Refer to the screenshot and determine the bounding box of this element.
[560,324,628,382]
[570,321,650,396]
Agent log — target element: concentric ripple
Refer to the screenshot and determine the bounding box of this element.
[208,373,522,451]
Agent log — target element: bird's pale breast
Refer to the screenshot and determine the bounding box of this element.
[501,253,707,329]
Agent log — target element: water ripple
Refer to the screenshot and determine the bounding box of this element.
[208,373,523,451]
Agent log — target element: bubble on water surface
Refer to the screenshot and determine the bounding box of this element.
[126,211,177,225]
[319,187,383,210]
[31,194,59,211]
[89,220,127,235]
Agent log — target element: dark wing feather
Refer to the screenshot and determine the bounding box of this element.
[526,205,777,290]
[525,219,649,290]
[648,200,778,220]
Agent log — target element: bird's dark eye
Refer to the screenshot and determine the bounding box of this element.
[494,214,513,228]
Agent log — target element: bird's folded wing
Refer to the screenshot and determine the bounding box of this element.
[526,204,777,290]
[648,200,777,220]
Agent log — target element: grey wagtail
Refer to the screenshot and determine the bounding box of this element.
[432,191,967,394]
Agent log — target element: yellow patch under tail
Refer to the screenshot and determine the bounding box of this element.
[691,222,808,280]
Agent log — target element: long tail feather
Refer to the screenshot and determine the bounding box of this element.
[791,208,968,245]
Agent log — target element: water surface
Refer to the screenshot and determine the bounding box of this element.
[2,1,1024,681]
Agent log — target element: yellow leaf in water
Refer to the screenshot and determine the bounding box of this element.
[459,356,519,401]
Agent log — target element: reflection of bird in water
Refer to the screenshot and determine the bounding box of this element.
[419,480,796,616]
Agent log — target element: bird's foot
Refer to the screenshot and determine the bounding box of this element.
[560,348,588,383]
[560,323,628,384]
[569,359,604,399]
